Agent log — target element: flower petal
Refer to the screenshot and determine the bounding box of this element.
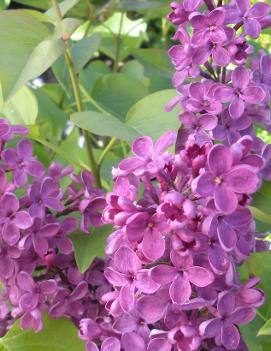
[208,144,233,175]
[186,266,214,287]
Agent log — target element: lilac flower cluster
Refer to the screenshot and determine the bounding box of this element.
[85,132,265,351]
[74,1,271,351]
[0,119,109,335]
[0,1,270,351]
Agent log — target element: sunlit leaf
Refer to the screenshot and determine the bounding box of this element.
[1,86,38,125]
[71,225,113,273]
[0,314,84,351]
[126,89,179,141]
[71,111,140,142]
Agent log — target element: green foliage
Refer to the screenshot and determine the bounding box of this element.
[0,314,85,351]
[239,252,271,350]
[71,225,113,273]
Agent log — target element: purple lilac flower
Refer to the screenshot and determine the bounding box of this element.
[215,66,266,119]
[194,143,260,213]
[2,139,44,186]
[225,0,270,39]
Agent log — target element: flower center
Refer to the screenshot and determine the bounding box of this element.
[214,176,222,185]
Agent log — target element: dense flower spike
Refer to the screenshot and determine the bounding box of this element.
[0,119,107,336]
[85,1,270,350]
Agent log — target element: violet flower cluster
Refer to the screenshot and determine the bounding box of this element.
[76,1,271,351]
[0,119,109,336]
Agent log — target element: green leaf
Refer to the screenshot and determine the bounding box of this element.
[11,38,65,99]
[1,86,38,125]
[46,0,80,20]
[52,33,101,96]
[239,252,271,349]
[91,73,149,120]
[13,0,51,9]
[251,207,271,225]
[259,319,271,337]
[0,0,10,10]
[252,193,271,215]
[34,88,68,140]
[71,225,112,273]
[72,33,101,71]
[61,18,81,41]
[121,60,149,86]
[131,48,174,78]
[80,61,111,92]
[0,10,53,100]
[126,89,179,141]
[117,0,170,10]
[0,314,84,351]
[71,111,140,142]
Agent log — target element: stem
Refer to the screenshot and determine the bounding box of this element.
[257,310,268,322]
[204,62,216,79]
[80,85,112,116]
[222,67,227,83]
[51,0,101,188]
[200,70,215,81]
[98,137,117,167]
[113,13,124,73]
[234,22,243,31]
[204,0,215,11]
[218,0,223,6]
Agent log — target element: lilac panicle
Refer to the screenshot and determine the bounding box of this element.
[88,1,270,350]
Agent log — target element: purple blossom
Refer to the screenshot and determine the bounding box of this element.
[2,139,44,187]
[199,292,256,349]
[104,246,159,312]
[226,0,270,38]
[195,143,260,213]
[151,252,214,305]
[215,66,266,119]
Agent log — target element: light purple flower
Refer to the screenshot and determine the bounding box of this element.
[226,0,270,38]
[195,143,260,213]
[2,139,44,187]
[184,81,222,115]
[105,246,159,312]
[113,132,176,177]
[151,252,214,305]
[215,66,266,119]
[199,292,256,349]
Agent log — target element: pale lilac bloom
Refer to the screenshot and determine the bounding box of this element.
[112,132,176,177]
[104,246,159,312]
[200,292,256,349]
[2,139,44,187]
[190,8,227,47]
[151,252,214,305]
[225,0,270,38]
[0,192,32,246]
[28,177,64,218]
[195,143,260,213]
[183,81,222,115]
[253,54,271,103]
[215,66,266,119]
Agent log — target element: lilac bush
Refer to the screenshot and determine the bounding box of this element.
[0,0,270,351]
[0,119,108,335]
